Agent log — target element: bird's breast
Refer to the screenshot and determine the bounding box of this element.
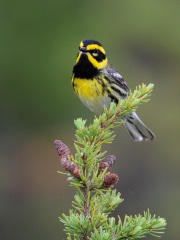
[73,78,102,99]
[72,77,111,114]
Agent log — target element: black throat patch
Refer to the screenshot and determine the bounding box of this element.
[73,54,99,79]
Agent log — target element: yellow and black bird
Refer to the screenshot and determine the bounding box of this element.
[72,39,154,141]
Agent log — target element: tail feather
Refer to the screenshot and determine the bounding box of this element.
[124,112,155,141]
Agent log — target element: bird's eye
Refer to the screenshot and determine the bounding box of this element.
[93,49,98,54]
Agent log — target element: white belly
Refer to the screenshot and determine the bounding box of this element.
[79,95,111,115]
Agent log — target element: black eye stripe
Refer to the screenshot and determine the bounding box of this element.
[91,51,106,62]
[89,49,99,54]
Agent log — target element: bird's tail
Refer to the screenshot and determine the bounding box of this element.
[124,111,155,141]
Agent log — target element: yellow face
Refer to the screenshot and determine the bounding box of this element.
[76,40,108,69]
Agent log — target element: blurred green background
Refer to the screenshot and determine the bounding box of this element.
[1,1,180,239]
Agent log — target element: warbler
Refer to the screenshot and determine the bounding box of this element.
[72,39,155,141]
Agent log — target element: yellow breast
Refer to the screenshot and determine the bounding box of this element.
[73,77,103,100]
[72,77,111,114]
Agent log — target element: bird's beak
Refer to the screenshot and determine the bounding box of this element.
[79,47,87,53]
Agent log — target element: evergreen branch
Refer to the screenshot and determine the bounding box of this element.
[90,210,166,240]
[115,210,166,239]
[55,83,167,239]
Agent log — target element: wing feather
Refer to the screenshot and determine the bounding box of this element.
[102,67,130,98]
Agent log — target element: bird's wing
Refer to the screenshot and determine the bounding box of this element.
[103,66,130,98]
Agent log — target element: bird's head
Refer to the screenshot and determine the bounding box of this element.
[76,39,108,69]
